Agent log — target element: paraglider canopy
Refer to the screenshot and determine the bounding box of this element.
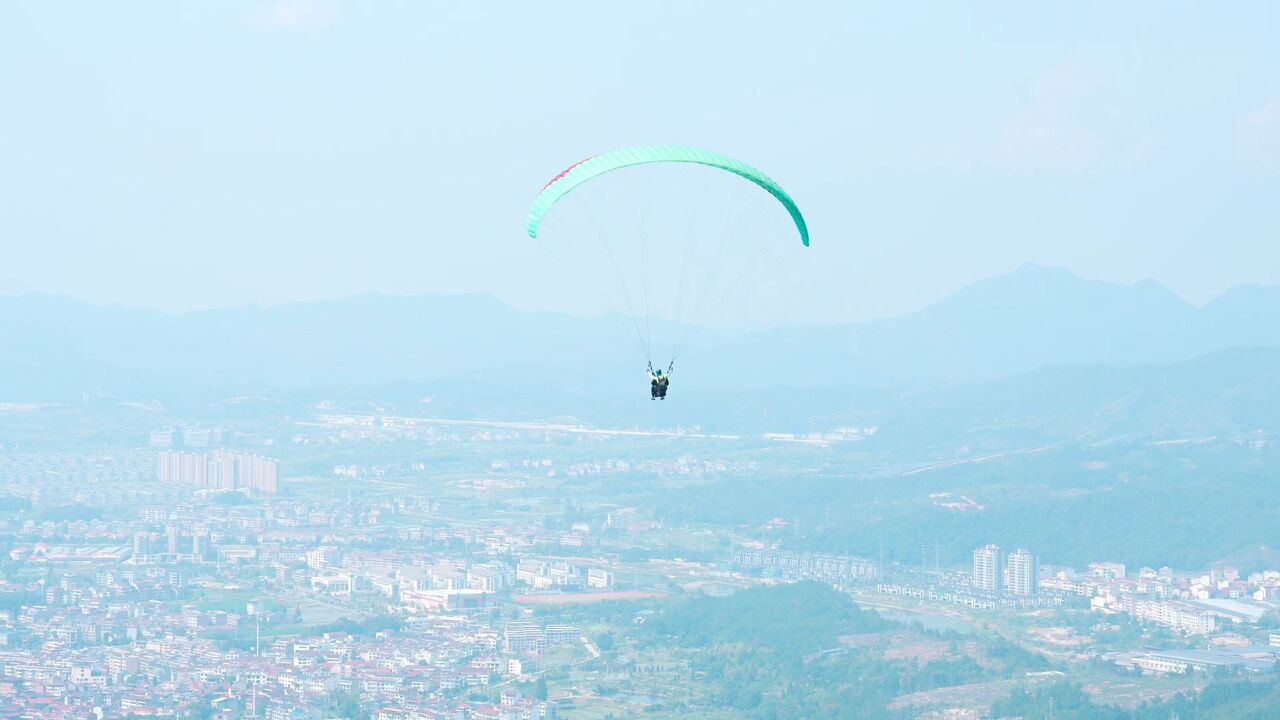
[526,145,810,383]
[527,146,809,247]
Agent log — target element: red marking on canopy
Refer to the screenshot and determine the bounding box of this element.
[541,157,594,190]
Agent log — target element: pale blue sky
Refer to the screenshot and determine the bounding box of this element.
[1,2,1276,324]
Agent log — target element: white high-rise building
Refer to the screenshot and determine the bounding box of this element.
[972,544,1002,592]
[157,451,207,486]
[236,453,279,493]
[1006,548,1038,596]
[207,452,239,490]
[159,449,278,493]
[191,528,206,558]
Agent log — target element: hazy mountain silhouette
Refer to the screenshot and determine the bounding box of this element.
[2,264,1278,403]
[698,264,1279,388]
[0,293,635,401]
[880,345,1280,447]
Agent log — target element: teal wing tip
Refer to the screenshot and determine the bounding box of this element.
[526,209,540,239]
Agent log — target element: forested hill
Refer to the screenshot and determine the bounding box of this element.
[992,678,1280,720]
[644,581,890,656]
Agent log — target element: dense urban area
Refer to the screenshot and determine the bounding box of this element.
[1,405,1279,720]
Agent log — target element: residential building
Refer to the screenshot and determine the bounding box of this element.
[972,544,1002,593]
[1006,548,1038,596]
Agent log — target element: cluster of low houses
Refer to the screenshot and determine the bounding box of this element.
[0,616,569,718]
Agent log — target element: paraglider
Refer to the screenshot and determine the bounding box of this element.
[648,361,673,400]
[527,146,809,400]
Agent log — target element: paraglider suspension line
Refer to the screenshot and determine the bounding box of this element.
[572,193,651,364]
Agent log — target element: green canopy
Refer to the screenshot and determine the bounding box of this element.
[527,145,809,246]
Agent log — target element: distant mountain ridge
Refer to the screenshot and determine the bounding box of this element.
[704,264,1280,388]
[1,264,1278,401]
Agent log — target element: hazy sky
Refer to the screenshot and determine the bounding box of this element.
[1,2,1277,324]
